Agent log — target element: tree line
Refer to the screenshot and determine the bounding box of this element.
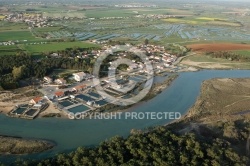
[13,127,247,166]
[207,51,250,62]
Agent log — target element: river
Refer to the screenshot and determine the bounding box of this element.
[0,70,250,164]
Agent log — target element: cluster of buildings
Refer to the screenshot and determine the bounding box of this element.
[44,72,89,85]
[10,43,179,119]
[3,13,51,28]
[0,41,15,46]
[137,44,177,65]
[16,71,98,119]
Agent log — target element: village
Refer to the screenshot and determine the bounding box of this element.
[6,43,183,120]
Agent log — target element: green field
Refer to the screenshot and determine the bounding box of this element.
[0,31,37,41]
[85,9,136,18]
[185,54,231,63]
[233,50,250,57]
[23,41,99,53]
[0,45,23,56]
[129,8,194,15]
[181,54,250,69]
[33,26,63,33]
[43,12,86,18]
[163,17,241,26]
[0,22,28,31]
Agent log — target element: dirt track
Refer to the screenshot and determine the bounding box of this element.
[187,43,250,52]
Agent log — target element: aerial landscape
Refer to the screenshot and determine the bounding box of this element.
[0,0,250,165]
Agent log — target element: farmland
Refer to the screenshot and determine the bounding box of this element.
[23,41,99,54]
[0,31,37,41]
[233,50,250,57]
[43,12,86,19]
[0,41,99,56]
[32,19,250,44]
[0,45,22,56]
[0,4,250,55]
[163,17,241,27]
[84,9,136,18]
[0,22,29,31]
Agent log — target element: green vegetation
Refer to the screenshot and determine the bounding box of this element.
[18,127,247,165]
[33,26,62,33]
[23,41,99,54]
[186,54,230,63]
[0,136,54,155]
[0,53,95,89]
[181,53,250,69]
[0,31,36,41]
[233,50,250,57]
[163,17,241,26]
[166,44,190,57]
[208,51,250,61]
[0,41,99,56]
[173,78,250,165]
[43,12,85,18]
[124,8,194,15]
[0,22,28,31]
[0,45,23,56]
[84,9,136,18]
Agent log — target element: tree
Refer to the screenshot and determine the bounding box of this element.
[144,39,149,45]
[12,65,27,80]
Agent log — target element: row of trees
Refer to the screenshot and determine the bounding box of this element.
[15,127,247,166]
[207,51,250,62]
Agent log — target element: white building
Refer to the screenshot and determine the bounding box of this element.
[73,72,86,82]
[44,76,52,83]
[55,78,66,85]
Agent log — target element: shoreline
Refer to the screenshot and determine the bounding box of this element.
[0,135,56,155]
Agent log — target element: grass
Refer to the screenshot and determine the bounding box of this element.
[43,12,85,18]
[52,69,79,77]
[23,41,99,53]
[163,18,198,24]
[0,22,28,31]
[186,54,231,63]
[130,8,194,15]
[196,17,224,21]
[206,21,241,27]
[163,17,241,26]
[182,54,250,69]
[85,9,136,18]
[232,50,250,57]
[0,136,54,155]
[33,26,62,33]
[0,31,36,41]
[0,45,23,56]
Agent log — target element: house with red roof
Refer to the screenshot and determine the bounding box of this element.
[29,97,43,105]
[54,91,64,98]
[72,84,87,92]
